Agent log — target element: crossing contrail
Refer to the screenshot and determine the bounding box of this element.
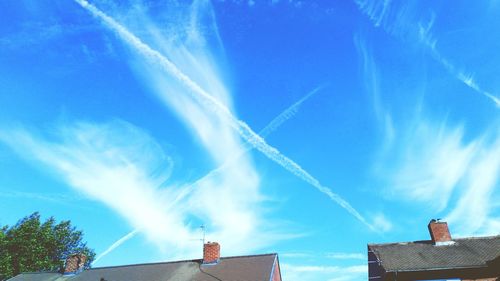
[92,85,326,263]
[92,229,140,265]
[75,0,373,230]
[259,85,326,137]
[179,85,327,203]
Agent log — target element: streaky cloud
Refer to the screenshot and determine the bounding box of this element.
[281,263,367,281]
[0,120,195,255]
[375,112,500,235]
[354,0,500,108]
[353,35,395,148]
[281,252,365,260]
[445,130,500,236]
[75,0,374,230]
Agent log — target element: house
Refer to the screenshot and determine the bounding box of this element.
[7,242,282,281]
[368,220,500,281]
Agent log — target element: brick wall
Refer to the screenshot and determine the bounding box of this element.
[428,221,452,243]
[64,254,86,273]
[203,242,220,264]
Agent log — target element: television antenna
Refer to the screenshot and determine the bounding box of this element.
[189,225,206,244]
[199,225,205,245]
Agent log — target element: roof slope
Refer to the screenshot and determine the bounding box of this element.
[369,235,500,272]
[8,253,277,281]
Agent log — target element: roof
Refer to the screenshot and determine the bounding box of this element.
[8,253,278,281]
[368,235,500,272]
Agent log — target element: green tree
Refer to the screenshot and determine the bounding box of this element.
[0,213,95,280]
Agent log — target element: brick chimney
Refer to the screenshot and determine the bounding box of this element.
[428,219,453,246]
[203,242,220,264]
[64,254,86,274]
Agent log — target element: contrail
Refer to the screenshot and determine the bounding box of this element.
[91,85,325,264]
[354,0,500,108]
[259,85,326,137]
[92,229,140,265]
[75,0,373,230]
[179,85,327,203]
[92,181,197,265]
[428,47,500,108]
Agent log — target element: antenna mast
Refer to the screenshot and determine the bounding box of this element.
[200,225,205,245]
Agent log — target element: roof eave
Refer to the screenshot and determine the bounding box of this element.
[385,264,489,273]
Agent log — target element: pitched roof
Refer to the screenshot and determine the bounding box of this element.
[368,235,500,272]
[8,253,278,281]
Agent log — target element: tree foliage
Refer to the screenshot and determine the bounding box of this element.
[0,212,95,280]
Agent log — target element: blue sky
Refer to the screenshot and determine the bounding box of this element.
[1,0,499,280]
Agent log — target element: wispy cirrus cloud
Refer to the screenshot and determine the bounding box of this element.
[0,190,82,203]
[353,35,395,148]
[0,21,65,50]
[375,115,500,236]
[93,84,323,263]
[0,118,288,261]
[74,0,375,231]
[354,0,500,107]
[175,85,325,207]
[281,252,365,260]
[0,0,329,262]
[445,132,500,236]
[355,28,500,236]
[281,263,366,281]
[0,120,196,256]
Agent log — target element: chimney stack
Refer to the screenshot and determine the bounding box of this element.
[428,219,453,246]
[64,254,86,274]
[203,242,220,264]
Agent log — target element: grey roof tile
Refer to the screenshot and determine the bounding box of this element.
[369,235,500,272]
[8,253,277,281]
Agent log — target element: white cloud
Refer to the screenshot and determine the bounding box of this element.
[0,190,81,204]
[354,35,395,148]
[376,114,500,236]
[286,265,366,273]
[281,264,367,281]
[324,253,366,260]
[0,120,196,256]
[354,0,500,108]
[355,30,499,236]
[389,122,477,210]
[371,213,393,233]
[2,0,325,262]
[67,0,282,260]
[0,118,285,261]
[281,252,365,260]
[75,0,374,231]
[446,134,500,236]
[0,22,64,49]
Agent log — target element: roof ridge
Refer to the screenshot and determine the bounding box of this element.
[221,253,277,260]
[88,253,278,270]
[453,234,500,240]
[368,234,500,246]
